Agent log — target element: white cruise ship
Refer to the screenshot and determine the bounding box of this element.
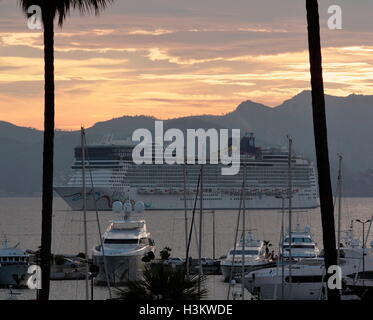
[54,134,319,211]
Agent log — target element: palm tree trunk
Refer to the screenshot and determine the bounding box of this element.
[39,7,55,301]
[306,0,340,300]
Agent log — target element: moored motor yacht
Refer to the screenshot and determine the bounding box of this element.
[0,239,30,287]
[92,201,155,285]
[221,233,274,281]
[245,246,373,300]
[282,226,320,260]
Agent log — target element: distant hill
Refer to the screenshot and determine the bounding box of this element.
[1,90,373,196]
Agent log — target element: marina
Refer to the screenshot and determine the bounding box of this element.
[1,0,372,306]
[1,196,372,300]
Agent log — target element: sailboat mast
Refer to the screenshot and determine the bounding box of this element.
[337,154,342,265]
[81,127,89,300]
[183,164,189,275]
[281,196,285,299]
[212,211,216,260]
[287,137,293,284]
[198,164,204,294]
[241,162,246,299]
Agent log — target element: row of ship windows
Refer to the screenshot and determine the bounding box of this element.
[73,172,313,178]
[125,173,311,177]
[69,181,312,188]
[128,173,312,178]
[74,167,313,172]
[79,168,312,172]
[69,178,312,185]
[0,256,28,262]
[124,175,312,180]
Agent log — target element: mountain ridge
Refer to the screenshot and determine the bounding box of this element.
[1,90,373,196]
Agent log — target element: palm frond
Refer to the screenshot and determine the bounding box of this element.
[19,0,115,26]
[117,264,208,301]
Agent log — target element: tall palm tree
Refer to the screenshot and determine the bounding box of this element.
[117,264,208,300]
[305,0,340,300]
[19,0,114,300]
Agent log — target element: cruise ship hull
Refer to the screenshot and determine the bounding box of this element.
[54,186,319,211]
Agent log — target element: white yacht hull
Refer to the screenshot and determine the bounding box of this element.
[250,280,326,300]
[54,186,319,211]
[221,262,274,281]
[92,243,155,286]
[246,250,373,300]
[93,254,144,285]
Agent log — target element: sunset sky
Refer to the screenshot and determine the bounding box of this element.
[0,0,373,130]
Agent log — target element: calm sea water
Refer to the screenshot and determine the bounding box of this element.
[1,197,372,300]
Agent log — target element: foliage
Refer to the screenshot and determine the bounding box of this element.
[159,247,172,260]
[117,264,207,300]
[19,0,115,26]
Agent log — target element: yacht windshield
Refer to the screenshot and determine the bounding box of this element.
[283,245,315,249]
[230,250,259,255]
[104,239,138,244]
[284,237,313,243]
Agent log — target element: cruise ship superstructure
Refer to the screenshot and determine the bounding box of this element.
[54,134,319,211]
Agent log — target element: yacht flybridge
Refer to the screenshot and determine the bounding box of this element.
[282,226,320,260]
[92,201,155,285]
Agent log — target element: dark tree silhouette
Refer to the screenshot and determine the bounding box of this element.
[306,0,340,300]
[19,0,114,300]
[160,247,172,260]
[117,264,207,300]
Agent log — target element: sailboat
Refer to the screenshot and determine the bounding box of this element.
[224,163,274,300]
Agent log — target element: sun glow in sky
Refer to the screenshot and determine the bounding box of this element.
[0,0,373,130]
